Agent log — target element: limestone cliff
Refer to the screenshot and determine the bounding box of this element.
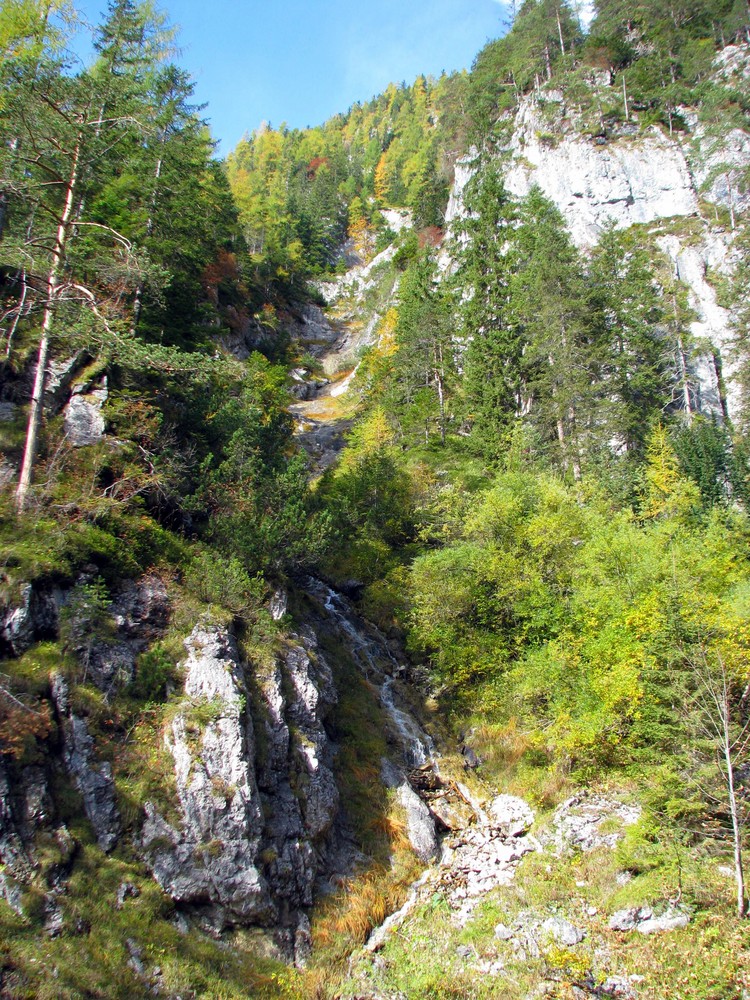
[444,45,750,421]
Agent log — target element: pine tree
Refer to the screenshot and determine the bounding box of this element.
[454,162,521,458]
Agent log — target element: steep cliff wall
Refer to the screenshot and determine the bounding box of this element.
[445,47,750,421]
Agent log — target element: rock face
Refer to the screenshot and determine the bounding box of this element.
[446,116,699,248]
[507,121,698,247]
[44,353,90,414]
[141,622,340,941]
[95,575,170,693]
[0,584,60,657]
[63,379,108,446]
[444,55,750,421]
[52,675,121,853]
[280,303,341,358]
[141,626,273,929]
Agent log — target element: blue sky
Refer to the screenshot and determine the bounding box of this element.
[70,0,510,155]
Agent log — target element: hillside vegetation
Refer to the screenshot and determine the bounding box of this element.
[0,0,750,997]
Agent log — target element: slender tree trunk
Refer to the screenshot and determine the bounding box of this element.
[556,8,566,56]
[713,350,730,422]
[4,269,29,359]
[723,724,747,918]
[676,330,693,424]
[544,44,553,81]
[15,134,82,512]
[715,668,748,918]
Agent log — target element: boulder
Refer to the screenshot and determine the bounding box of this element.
[541,916,586,946]
[381,758,439,862]
[637,908,691,935]
[487,794,535,836]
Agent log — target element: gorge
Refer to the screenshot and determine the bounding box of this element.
[2,1,750,997]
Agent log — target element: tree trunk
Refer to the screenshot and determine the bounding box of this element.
[719,690,747,918]
[676,330,694,424]
[4,269,30,360]
[556,8,566,56]
[15,133,82,512]
[623,74,630,122]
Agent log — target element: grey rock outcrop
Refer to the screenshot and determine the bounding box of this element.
[254,631,339,920]
[141,621,340,935]
[81,574,170,694]
[142,626,273,929]
[44,353,90,414]
[280,303,340,357]
[52,674,121,853]
[544,792,641,854]
[0,584,60,657]
[64,379,108,446]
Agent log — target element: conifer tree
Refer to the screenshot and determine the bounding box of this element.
[455,162,521,457]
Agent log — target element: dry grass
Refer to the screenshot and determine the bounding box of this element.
[312,851,421,957]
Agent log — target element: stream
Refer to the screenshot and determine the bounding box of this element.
[308,579,437,774]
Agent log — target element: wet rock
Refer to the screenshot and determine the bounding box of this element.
[381,759,438,862]
[0,401,17,421]
[461,746,479,769]
[541,916,586,946]
[52,675,121,853]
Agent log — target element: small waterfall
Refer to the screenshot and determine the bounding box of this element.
[308,580,436,772]
[380,677,435,769]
